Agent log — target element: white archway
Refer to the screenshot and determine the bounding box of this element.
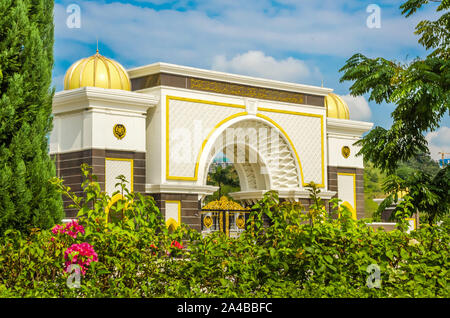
[203,142,271,191]
[198,115,301,202]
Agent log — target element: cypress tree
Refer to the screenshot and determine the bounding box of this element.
[0,0,63,235]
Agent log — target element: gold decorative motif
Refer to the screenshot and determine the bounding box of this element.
[236,215,246,229]
[113,124,126,140]
[225,211,229,237]
[203,215,213,228]
[202,196,250,211]
[219,212,223,233]
[190,78,304,104]
[342,146,351,158]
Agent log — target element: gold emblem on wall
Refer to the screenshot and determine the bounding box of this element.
[342,146,351,158]
[203,215,213,228]
[236,215,246,229]
[113,124,126,140]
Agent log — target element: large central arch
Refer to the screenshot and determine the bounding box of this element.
[198,115,301,204]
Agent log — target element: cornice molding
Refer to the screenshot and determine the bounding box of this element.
[230,189,337,201]
[146,183,218,195]
[327,117,373,136]
[53,87,158,115]
[127,62,333,97]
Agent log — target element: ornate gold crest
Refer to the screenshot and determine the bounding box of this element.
[113,124,126,140]
[203,215,213,228]
[236,215,246,229]
[342,146,351,158]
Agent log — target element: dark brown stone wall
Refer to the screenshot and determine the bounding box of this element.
[328,166,365,219]
[52,150,93,218]
[53,149,146,219]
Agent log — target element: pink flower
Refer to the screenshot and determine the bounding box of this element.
[64,243,98,275]
[51,220,85,239]
[52,224,63,235]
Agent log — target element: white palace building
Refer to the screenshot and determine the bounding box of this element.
[50,51,373,231]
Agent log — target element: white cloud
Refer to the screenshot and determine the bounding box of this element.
[425,126,450,161]
[53,0,434,66]
[211,51,319,83]
[340,95,372,121]
[426,126,450,146]
[52,0,438,93]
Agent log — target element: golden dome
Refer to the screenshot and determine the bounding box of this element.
[325,93,350,119]
[64,51,131,91]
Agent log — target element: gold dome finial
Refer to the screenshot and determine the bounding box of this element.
[63,49,131,91]
[324,93,350,119]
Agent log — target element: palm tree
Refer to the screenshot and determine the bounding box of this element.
[207,164,240,199]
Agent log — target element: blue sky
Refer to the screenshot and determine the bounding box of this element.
[53,0,449,160]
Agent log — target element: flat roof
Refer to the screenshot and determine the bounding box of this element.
[127,62,333,97]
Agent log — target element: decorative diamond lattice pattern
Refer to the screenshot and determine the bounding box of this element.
[105,159,132,196]
[168,98,243,178]
[260,111,323,185]
[205,119,300,189]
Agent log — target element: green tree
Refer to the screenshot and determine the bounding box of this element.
[340,0,449,174]
[376,167,449,225]
[364,161,386,217]
[0,0,63,235]
[395,152,441,179]
[364,153,443,219]
[340,1,450,224]
[206,164,240,203]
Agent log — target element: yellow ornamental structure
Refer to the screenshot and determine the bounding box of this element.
[325,93,350,119]
[202,196,249,211]
[64,50,131,91]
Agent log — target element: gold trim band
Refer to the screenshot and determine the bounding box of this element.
[165,96,325,187]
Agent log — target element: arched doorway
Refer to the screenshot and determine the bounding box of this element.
[199,116,301,206]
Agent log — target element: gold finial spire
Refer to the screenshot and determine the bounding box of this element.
[96,37,99,54]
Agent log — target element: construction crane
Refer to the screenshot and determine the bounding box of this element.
[438,152,450,160]
[438,152,450,168]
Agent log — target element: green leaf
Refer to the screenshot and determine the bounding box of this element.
[325,263,337,272]
[305,246,314,254]
[400,249,409,259]
[269,247,276,258]
[386,250,394,260]
[324,255,333,264]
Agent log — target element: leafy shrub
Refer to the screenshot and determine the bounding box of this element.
[0,165,448,297]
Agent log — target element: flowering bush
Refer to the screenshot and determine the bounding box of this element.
[0,165,448,298]
[170,240,183,249]
[64,243,98,275]
[149,244,158,256]
[168,240,184,257]
[51,220,85,239]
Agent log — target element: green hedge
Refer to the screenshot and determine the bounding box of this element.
[0,166,448,297]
